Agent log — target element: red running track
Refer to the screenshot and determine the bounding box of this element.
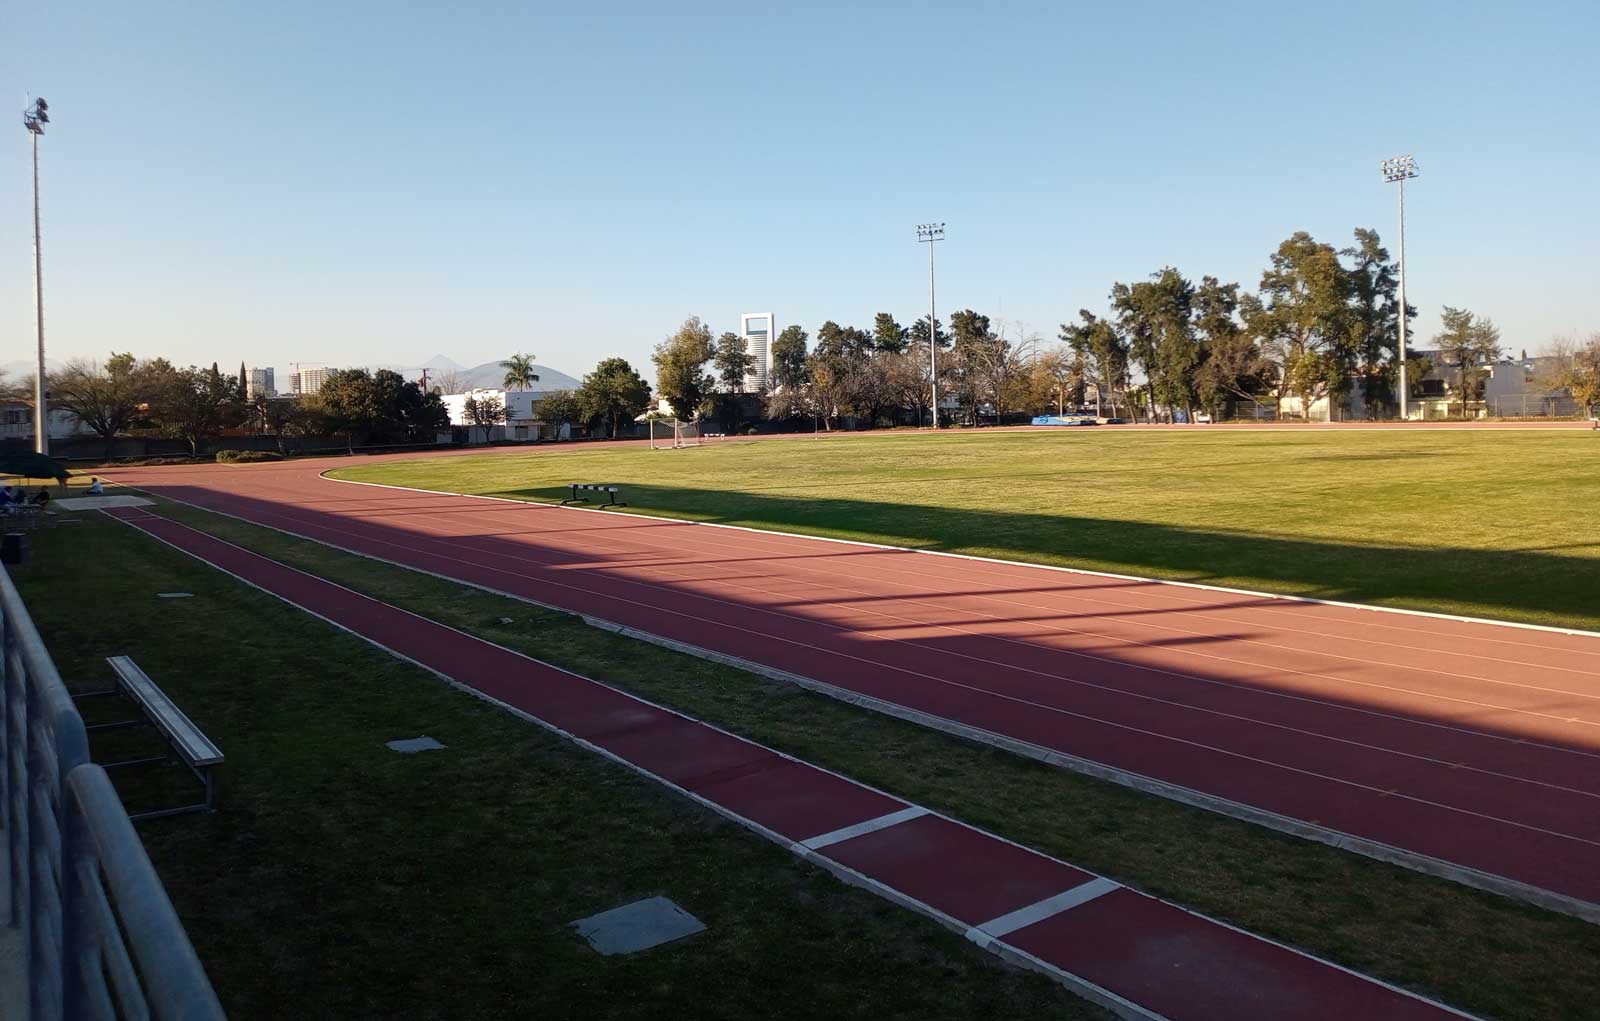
[104,507,1474,1021]
[103,456,1600,919]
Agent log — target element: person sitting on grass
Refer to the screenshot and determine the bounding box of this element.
[32,487,50,508]
[87,477,104,495]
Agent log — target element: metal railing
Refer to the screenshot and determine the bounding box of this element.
[1,566,223,1020]
[1487,394,1584,418]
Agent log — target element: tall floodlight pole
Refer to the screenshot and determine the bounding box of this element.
[1381,154,1418,422]
[23,97,51,454]
[916,222,945,428]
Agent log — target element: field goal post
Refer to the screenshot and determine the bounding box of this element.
[648,417,700,449]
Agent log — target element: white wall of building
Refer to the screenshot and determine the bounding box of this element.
[442,386,576,440]
[0,403,97,441]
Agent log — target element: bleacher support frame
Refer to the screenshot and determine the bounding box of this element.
[1,566,223,1020]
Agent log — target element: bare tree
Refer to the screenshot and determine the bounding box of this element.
[433,369,467,395]
[977,318,1039,423]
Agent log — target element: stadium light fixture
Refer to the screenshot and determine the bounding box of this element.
[24,97,50,454]
[1380,155,1418,421]
[917,223,945,428]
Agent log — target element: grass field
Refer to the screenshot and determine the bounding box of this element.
[333,428,1600,632]
[20,494,1598,1020]
[13,509,1104,1020]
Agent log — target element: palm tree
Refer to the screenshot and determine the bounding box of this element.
[500,352,540,391]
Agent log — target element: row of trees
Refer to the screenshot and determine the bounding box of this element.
[12,356,449,457]
[646,227,1564,428]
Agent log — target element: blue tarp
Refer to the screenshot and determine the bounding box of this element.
[1030,415,1097,426]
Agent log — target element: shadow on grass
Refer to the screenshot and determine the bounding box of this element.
[497,482,1600,631]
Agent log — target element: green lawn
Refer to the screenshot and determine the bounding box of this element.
[333,428,1600,632]
[12,511,1104,1020]
[41,494,1600,1021]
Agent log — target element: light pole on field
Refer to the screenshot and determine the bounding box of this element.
[23,97,50,454]
[916,222,944,428]
[1381,154,1418,422]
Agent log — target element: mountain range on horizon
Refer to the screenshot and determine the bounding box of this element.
[362,357,584,394]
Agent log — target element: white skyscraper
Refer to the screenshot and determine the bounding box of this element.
[741,312,774,391]
[247,367,276,399]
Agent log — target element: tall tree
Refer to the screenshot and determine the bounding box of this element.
[1244,232,1356,419]
[711,332,756,429]
[500,352,541,391]
[312,369,384,452]
[254,394,306,453]
[1112,269,1194,422]
[146,364,245,457]
[806,322,873,426]
[1433,306,1502,411]
[238,360,248,395]
[1190,277,1270,416]
[1342,228,1412,418]
[769,326,809,391]
[1060,310,1129,417]
[908,314,948,350]
[576,357,651,438]
[873,313,909,355]
[945,310,994,424]
[712,332,755,393]
[49,353,155,459]
[652,316,715,420]
[310,368,445,452]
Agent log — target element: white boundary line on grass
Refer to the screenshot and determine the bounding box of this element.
[320,472,1600,641]
[102,507,1483,1021]
[114,480,1600,926]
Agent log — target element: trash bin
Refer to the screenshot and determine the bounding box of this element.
[1,532,28,566]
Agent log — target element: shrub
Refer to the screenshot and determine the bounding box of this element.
[216,449,284,464]
[110,456,199,467]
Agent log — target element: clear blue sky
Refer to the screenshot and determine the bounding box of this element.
[4,1,1597,383]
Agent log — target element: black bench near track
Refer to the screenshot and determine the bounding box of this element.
[79,655,225,820]
[562,484,626,508]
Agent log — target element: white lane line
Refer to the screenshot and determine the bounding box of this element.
[110,507,1490,1020]
[321,469,1600,643]
[966,877,1121,947]
[799,806,927,851]
[141,489,1600,846]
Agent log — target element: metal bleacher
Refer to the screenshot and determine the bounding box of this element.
[1,566,223,1020]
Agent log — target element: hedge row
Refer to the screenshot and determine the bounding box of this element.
[215,450,285,464]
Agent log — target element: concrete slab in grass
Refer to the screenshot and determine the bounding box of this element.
[55,495,153,510]
[572,896,705,955]
[385,736,446,754]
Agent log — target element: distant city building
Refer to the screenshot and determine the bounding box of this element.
[741,312,774,391]
[291,367,332,395]
[246,367,276,399]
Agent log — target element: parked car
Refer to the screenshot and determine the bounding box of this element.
[1194,412,1213,424]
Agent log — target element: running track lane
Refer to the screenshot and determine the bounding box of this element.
[102,458,1600,918]
[104,507,1475,1021]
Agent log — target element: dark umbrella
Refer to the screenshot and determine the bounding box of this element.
[0,452,71,487]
